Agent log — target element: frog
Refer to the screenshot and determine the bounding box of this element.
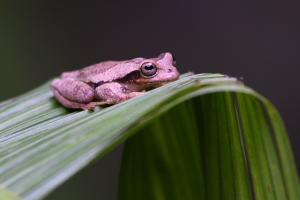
[51,52,180,110]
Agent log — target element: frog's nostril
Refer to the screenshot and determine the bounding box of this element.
[168,69,172,72]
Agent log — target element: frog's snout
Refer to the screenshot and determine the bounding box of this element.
[166,67,177,73]
[168,68,180,80]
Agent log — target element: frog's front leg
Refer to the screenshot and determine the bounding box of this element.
[94,82,144,104]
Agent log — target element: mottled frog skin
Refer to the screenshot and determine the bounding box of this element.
[51,52,180,109]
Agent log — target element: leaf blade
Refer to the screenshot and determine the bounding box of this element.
[0,73,298,200]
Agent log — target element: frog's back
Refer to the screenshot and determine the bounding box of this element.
[61,58,145,83]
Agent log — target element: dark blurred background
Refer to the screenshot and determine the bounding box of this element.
[1,1,300,199]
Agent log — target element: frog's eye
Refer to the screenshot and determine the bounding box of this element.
[172,54,176,66]
[141,62,157,77]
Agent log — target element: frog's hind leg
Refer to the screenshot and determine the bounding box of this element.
[54,90,112,110]
[53,88,112,109]
[51,79,115,109]
[52,88,90,109]
[51,79,96,109]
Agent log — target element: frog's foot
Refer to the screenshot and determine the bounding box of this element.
[82,101,115,110]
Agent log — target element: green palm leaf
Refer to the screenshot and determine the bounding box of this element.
[0,73,298,200]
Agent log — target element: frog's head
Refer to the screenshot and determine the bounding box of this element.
[135,52,180,85]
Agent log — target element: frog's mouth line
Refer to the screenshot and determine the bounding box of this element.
[82,70,177,91]
[118,70,179,83]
